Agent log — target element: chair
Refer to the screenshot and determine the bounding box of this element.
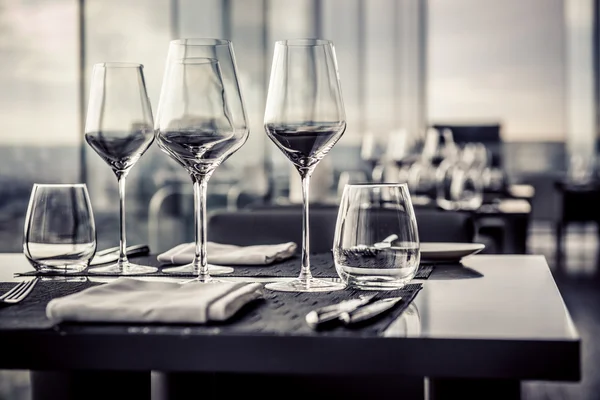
[554,178,600,266]
[207,206,475,251]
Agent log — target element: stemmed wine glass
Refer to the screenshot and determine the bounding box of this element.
[156,57,248,282]
[156,39,249,279]
[84,63,157,275]
[264,39,346,292]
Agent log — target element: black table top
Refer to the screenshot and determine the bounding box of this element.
[0,253,580,381]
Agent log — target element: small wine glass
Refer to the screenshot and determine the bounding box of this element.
[84,63,156,275]
[264,39,346,292]
[156,58,248,282]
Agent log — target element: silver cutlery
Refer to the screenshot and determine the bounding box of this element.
[305,293,378,329]
[340,296,403,325]
[0,278,39,305]
[89,244,150,266]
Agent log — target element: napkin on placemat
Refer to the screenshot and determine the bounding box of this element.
[157,242,297,265]
[46,278,264,324]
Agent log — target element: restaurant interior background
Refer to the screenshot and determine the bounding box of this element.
[0,0,599,399]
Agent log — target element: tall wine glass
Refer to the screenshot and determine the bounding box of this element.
[156,58,248,282]
[264,39,346,292]
[156,39,249,278]
[85,63,156,275]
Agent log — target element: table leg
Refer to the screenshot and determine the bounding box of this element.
[555,222,564,270]
[154,372,424,399]
[427,378,520,400]
[30,371,151,400]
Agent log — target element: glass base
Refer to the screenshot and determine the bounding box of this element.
[265,277,345,292]
[32,263,88,274]
[161,264,234,275]
[88,262,158,275]
[344,276,413,291]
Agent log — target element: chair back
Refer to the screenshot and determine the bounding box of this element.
[208,205,475,252]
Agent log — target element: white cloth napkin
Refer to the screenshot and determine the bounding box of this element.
[46,278,264,324]
[157,242,297,265]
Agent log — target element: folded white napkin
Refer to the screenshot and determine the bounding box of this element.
[46,278,264,324]
[157,242,297,265]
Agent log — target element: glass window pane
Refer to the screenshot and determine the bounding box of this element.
[85,0,172,248]
[322,0,361,142]
[179,0,222,38]
[365,0,396,138]
[428,0,566,142]
[0,0,78,251]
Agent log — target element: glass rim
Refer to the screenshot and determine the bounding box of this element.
[32,183,87,188]
[170,57,219,65]
[170,38,231,47]
[344,183,409,189]
[94,62,143,69]
[275,38,333,47]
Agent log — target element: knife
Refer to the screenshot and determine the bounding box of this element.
[305,293,378,329]
[339,297,403,325]
[89,244,151,266]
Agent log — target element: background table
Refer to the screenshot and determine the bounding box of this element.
[0,253,580,400]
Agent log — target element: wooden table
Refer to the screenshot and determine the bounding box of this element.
[0,253,580,400]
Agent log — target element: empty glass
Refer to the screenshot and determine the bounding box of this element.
[156,58,248,281]
[156,39,249,281]
[23,184,96,274]
[263,39,346,292]
[333,184,420,290]
[84,63,156,275]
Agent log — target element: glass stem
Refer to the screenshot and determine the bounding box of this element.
[116,171,129,271]
[298,168,313,283]
[192,173,211,282]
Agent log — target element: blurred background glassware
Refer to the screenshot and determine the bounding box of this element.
[383,129,411,184]
[407,160,436,197]
[568,153,595,185]
[451,165,484,210]
[436,159,484,211]
[333,183,420,290]
[23,184,96,274]
[361,131,383,182]
[435,159,460,210]
[439,128,460,161]
[84,63,156,275]
[156,57,248,281]
[422,127,440,164]
[264,39,346,292]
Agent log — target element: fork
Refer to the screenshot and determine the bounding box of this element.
[0,278,39,305]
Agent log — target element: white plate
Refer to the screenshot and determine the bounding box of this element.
[420,242,485,262]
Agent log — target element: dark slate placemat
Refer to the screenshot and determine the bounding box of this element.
[16,253,435,280]
[0,281,422,337]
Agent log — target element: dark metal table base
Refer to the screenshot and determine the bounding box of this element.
[30,371,150,400]
[428,378,521,400]
[153,372,425,399]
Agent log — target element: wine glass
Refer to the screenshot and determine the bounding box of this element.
[84,63,156,275]
[156,39,249,278]
[156,58,248,282]
[264,39,346,292]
